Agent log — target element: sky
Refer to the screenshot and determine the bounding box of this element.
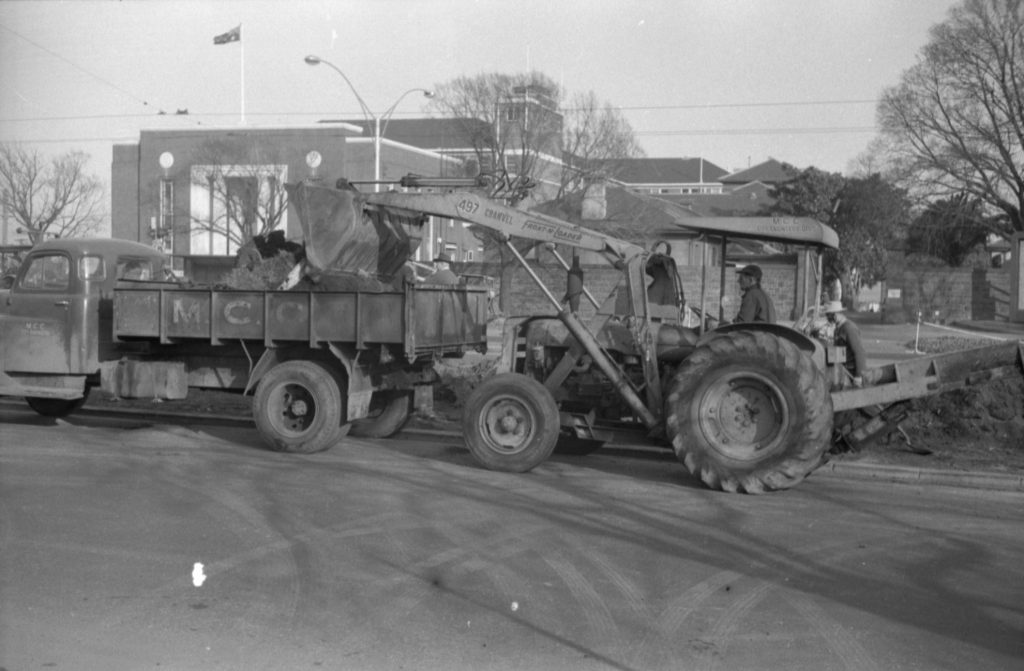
[0,0,960,193]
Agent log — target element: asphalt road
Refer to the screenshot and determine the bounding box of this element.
[1,409,1023,671]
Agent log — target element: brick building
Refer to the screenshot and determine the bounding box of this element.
[110,124,463,276]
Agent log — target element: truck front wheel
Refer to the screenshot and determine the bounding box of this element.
[253,360,344,454]
[463,373,559,472]
[665,331,832,493]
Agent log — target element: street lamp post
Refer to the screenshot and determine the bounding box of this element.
[304,55,433,191]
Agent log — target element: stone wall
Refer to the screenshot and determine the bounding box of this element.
[887,266,1010,323]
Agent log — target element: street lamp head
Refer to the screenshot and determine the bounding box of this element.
[304,55,321,66]
[423,90,435,99]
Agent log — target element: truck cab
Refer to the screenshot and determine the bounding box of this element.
[0,238,170,407]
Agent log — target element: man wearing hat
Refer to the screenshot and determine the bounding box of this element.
[425,252,459,285]
[825,300,867,387]
[734,264,777,324]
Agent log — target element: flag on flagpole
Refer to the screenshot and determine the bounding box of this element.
[213,25,241,45]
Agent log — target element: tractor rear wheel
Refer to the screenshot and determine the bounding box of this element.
[253,360,344,454]
[665,331,832,493]
[463,373,559,472]
[350,391,411,438]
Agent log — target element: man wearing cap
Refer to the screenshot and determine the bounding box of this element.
[825,300,867,387]
[734,264,777,323]
[425,252,459,285]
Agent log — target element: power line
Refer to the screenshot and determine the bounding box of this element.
[612,99,879,112]
[3,125,879,145]
[638,126,878,136]
[0,20,198,125]
[3,97,881,125]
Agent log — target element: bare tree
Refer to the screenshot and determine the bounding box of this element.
[186,139,289,253]
[877,0,1024,236]
[559,90,646,199]
[0,143,104,244]
[429,71,564,206]
[428,73,645,312]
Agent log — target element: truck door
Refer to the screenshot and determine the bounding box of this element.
[1,251,77,374]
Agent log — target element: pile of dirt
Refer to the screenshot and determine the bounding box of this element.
[217,253,297,290]
[217,231,305,290]
[853,336,1024,472]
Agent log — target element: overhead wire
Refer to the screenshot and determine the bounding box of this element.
[0,20,200,126]
[0,21,882,143]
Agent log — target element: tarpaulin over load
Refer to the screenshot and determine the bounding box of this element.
[286,182,425,279]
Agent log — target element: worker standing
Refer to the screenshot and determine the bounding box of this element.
[734,264,776,323]
[425,252,459,285]
[824,300,867,387]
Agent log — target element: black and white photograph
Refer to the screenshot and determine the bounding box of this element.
[2,1,1023,669]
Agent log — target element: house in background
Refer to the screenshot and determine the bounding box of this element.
[603,157,728,197]
[652,158,792,216]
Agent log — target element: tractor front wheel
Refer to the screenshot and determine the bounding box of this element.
[463,373,559,472]
[665,331,832,493]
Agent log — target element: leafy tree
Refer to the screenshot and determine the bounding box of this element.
[828,175,911,299]
[768,167,910,303]
[904,193,991,266]
[765,164,844,222]
[0,143,104,244]
[877,0,1024,236]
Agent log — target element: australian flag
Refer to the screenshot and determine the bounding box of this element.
[213,25,241,45]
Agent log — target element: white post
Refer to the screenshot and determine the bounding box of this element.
[239,22,245,125]
[374,115,381,192]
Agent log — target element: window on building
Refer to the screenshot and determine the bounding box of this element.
[189,164,288,256]
[225,176,259,240]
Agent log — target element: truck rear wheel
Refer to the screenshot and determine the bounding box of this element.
[350,391,411,438]
[26,390,90,418]
[665,331,832,493]
[463,373,559,472]
[253,360,344,454]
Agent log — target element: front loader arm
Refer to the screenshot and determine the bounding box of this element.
[831,339,1024,412]
[365,191,645,265]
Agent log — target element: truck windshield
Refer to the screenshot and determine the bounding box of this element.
[20,254,70,290]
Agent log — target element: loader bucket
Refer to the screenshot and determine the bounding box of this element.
[286,182,424,279]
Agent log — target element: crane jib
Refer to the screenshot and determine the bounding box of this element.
[366,191,641,257]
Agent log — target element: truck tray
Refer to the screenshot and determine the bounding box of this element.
[113,286,490,355]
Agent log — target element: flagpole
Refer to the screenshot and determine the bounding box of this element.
[239,22,246,125]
